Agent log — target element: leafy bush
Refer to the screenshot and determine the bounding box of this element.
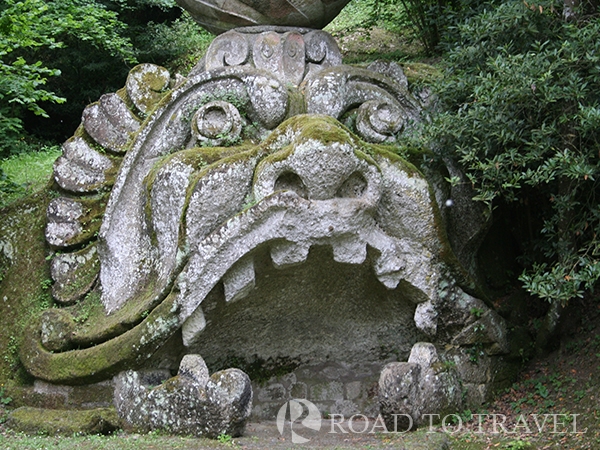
[1,0,213,144]
[398,0,498,54]
[133,14,214,74]
[428,0,600,305]
[0,0,136,153]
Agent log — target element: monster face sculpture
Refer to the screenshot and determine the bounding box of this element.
[23,27,509,421]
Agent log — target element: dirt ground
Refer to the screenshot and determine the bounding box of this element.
[233,419,449,449]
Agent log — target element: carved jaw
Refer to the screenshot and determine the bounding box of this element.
[178,191,421,346]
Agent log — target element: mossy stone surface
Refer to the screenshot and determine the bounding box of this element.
[7,406,119,435]
[19,291,181,384]
[0,190,54,384]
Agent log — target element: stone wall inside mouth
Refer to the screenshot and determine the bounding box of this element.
[185,244,427,418]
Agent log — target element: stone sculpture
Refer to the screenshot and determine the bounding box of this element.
[114,355,252,437]
[13,18,519,435]
[379,343,462,431]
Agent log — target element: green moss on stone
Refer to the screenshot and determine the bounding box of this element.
[7,406,119,436]
[54,273,166,349]
[0,190,55,385]
[59,193,110,248]
[19,290,180,385]
[52,244,100,305]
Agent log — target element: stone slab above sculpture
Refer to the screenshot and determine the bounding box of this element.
[176,0,353,34]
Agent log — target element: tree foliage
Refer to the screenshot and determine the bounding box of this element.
[427,0,600,304]
[0,0,136,154]
[0,0,213,149]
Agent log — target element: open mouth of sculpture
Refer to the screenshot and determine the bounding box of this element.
[180,218,425,417]
[177,189,429,350]
[185,240,422,365]
[169,125,436,354]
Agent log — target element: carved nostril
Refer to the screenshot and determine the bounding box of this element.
[274,171,308,198]
[335,171,367,198]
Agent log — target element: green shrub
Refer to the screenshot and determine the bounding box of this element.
[427,0,600,304]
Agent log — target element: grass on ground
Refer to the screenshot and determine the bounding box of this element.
[0,146,61,209]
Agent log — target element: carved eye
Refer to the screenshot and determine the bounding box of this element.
[274,172,307,198]
[190,101,243,147]
[335,171,367,198]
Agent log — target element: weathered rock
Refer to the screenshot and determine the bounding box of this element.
[126,63,171,114]
[50,244,99,305]
[407,343,462,419]
[379,343,462,430]
[355,100,406,143]
[114,354,252,437]
[378,362,421,431]
[452,310,510,355]
[82,93,140,154]
[176,0,352,34]
[305,65,420,120]
[367,60,409,90]
[440,158,491,276]
[190,100,243,146]
[45,196,105,248]
[40,309,75,352]
[53,136,116,193]
[45,197,84,247]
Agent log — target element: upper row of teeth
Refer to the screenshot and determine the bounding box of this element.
[182,234,433,347]
[222,234,413,303]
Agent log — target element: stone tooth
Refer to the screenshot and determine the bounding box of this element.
[223,255,255,303]
[373,250,405,289]
[182,306,207,347]
[270,241,310,268]
[331,235,367,264]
